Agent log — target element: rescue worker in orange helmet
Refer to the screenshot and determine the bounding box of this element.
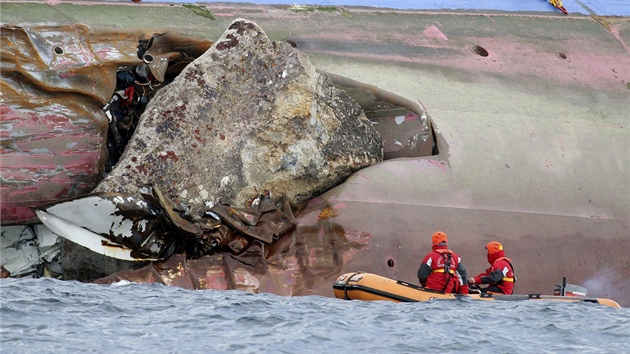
[468,241,516,294]
[417,231,469,294]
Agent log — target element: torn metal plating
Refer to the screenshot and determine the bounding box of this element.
[31,184,299,264]
[0,224,62,278]
[103,34,193,171]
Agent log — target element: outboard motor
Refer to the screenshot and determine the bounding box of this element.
[554,277,587,297]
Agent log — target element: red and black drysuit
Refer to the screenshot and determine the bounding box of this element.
[417,244,469,294]
[471,250,515,294]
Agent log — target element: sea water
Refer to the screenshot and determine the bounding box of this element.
[1,278,628,353]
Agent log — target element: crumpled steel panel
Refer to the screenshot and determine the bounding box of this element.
[0,24,213,225]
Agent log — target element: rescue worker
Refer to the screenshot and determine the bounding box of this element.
[417,231,469,294]
[468,241,515,294]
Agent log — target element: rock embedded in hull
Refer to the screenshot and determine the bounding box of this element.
[94,19,383,217]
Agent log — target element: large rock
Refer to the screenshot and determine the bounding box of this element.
[95,19,382,217]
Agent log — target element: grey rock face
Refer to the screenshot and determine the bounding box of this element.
[95,19,382,217]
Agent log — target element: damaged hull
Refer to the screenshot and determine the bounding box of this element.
[1,2,628,307]
[0,24,213,225]
[0,24,432,225]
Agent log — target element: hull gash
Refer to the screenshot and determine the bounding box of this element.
[333,272,621,309]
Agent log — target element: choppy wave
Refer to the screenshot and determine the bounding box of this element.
[1,278,628,353]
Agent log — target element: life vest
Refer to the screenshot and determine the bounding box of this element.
[491,256,516,294]
[493,257,515,283]
[432,248,458,292]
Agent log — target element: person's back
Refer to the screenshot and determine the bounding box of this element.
[417,231,469,294]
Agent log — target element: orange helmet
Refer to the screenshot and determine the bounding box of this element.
[432,231,448,245]
[486,241,503,255]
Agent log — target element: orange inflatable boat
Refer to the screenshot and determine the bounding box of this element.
[333,272,621,309]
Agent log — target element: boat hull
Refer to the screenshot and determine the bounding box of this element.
[333,272,621,309]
